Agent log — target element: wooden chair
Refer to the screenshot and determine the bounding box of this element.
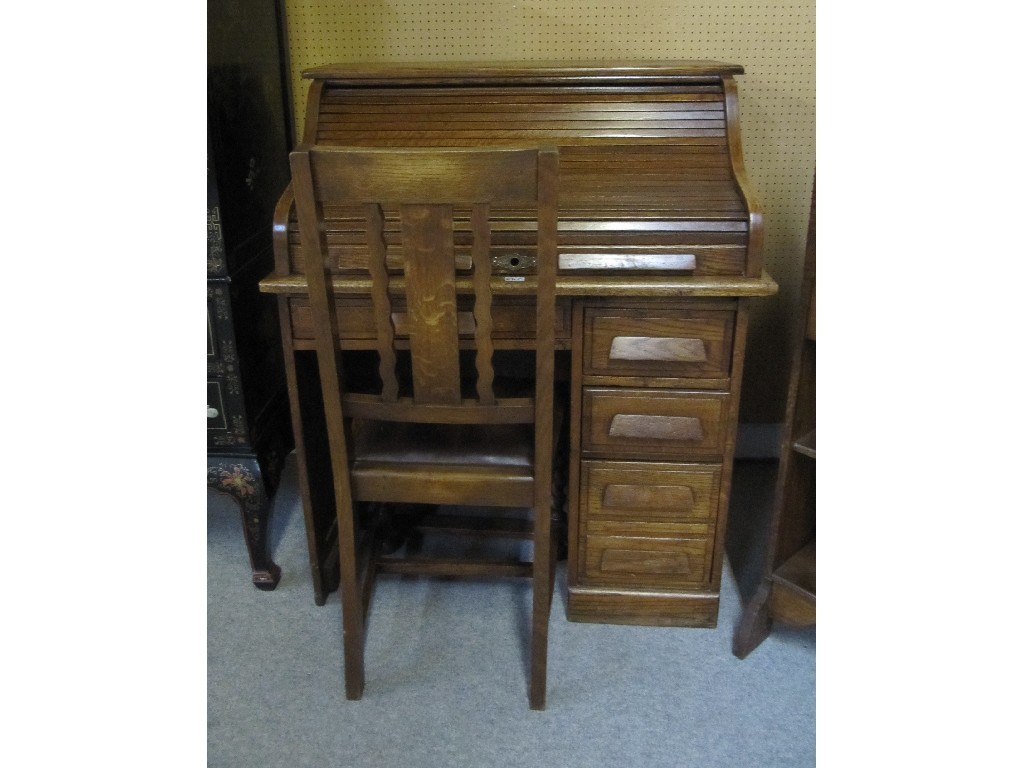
[290,145,560,709]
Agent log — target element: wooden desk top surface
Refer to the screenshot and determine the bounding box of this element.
[259,271,777,298]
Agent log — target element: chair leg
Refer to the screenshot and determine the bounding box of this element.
[337,499,366,699]
[528,504,555,710]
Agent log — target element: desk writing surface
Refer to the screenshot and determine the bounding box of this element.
[259,273,777,298]
[261,61,774,624]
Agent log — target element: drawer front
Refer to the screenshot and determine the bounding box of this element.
[582,533,714,588]
[584,308,734,379]
[207,282,235,372]
[208,378,249,449]
[582,388,728,458]
[208,380,228,432]
[289,296,570,342]
[581,460,721,530]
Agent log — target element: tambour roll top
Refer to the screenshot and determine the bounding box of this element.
[273,61,762,281]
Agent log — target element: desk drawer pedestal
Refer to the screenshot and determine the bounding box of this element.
[570,459,723,626]
[567,300,747,627]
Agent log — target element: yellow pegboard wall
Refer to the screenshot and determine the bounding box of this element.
[282,0,815,423]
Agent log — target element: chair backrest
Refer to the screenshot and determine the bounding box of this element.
[290,145,559,427]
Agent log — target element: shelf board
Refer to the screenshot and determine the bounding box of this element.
[792,429,816,459]
[774,540,816,600]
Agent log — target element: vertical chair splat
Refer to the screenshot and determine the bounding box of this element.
[471,203,496,405]
[400,203,462,405]
[365,203,399,402]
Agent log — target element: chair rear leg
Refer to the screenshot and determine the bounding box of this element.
[337,498,367,699]
[528,502,554,710]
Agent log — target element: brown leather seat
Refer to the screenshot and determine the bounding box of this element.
[353,421,535,467]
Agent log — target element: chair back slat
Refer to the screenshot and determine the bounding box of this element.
[291,145,556,423]
[399,203,462,405]
[365,203,400,402]
[470,203,495,406]
[531,149,559,528]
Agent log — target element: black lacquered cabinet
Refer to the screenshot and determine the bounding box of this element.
[207,0,293,589]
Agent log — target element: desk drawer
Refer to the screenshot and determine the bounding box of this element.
[582,388,728,459]
[207,380,228,432]
[289,296,570,342]
[581,460,721,531]
[584,308,734,380]
[581,533,714,588]
[208,378,249,449]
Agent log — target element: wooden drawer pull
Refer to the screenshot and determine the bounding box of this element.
[608,336,707,362]
[603,484,695,511]
[608,414,704,441]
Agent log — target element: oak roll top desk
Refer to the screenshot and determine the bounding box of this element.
[259,61,777,626]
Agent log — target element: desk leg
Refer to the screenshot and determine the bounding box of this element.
[732,580,772,658]
[208,457,281,590]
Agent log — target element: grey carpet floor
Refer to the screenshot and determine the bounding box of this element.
[208,458,814,767]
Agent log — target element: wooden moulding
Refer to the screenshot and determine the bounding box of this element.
[259,272,779,298]
[376,558,533,579]
[567,587,719,627]
[300,60,745,86]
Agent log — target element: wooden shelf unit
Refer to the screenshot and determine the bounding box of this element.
[733,181,815,658]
